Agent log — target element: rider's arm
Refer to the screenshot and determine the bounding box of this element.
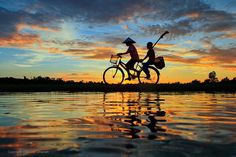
[117,50,130,56]
[141,50,149,61]
[142,54,148,61]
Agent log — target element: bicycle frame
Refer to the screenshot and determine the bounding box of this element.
[114,56,143,78]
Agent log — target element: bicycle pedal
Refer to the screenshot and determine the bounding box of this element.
[145,77,151,80]
[125,78,131,81]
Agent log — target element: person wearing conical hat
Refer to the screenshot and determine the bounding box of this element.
[117,37,139,80]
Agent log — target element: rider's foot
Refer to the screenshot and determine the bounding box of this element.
[131,75,136,79]
[145,75,151,80]
[125,77,131,81]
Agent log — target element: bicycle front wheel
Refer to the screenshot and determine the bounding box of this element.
[138,66,160,84]
[103,66,124,84]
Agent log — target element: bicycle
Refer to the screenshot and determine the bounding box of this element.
[103,54,160,84]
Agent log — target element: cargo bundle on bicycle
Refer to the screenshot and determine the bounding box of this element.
[154,56,165,69]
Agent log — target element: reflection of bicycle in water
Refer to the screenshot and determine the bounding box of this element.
[102,92,166,139]
[103,55,161,84]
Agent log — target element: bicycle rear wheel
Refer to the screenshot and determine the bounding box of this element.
[138,66,160,84]
[103,66,124,84]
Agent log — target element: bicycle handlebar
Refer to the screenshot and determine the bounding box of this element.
[116,54,122,58]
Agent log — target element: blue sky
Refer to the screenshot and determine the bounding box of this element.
[0,0,235,83]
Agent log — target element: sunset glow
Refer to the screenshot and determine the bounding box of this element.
[0,0,235,83]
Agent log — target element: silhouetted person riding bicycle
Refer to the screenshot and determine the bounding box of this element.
[117,37,139,80]
[140,42,155,79]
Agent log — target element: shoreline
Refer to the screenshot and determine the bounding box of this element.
[0,83,235,92]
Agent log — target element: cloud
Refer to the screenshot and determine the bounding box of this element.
[221,65,236,71]
[164,54,201,64]
[0,6,59,37]
[36,0,152,23]
[62,46,116,59]
[188,37,236,65]
[0,0,215,37]
[48,39,98,48]
[1,0,235,41]
[203,19,236,33]
[166,46,236,70]
[222,32,236,39]
[45,0,208,21]
[141,3,236,37]
[0,33,41,47]
[0,7,24,37]
[16,23,59,32]
[208,46,236,64]
[161,35,236,70]
[14,64,32,67]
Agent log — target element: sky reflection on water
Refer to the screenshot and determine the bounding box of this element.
[0,92,236,157]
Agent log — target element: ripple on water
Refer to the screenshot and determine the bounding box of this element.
[0,92,235,157]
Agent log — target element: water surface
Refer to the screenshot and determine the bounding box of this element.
[0,92,236,157]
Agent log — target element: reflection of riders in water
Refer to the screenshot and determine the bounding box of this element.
[117,37,139,80]
[125,115,141,126]
[124,115,141,138]
[146,114,166,133]
[145,109,166,139]
[142,93,166,137]
[102,92,166,139]
[140,42,156,79]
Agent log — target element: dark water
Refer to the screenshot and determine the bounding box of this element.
[0,92,235,157]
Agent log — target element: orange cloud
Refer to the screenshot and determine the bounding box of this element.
[62,46,116,59]
[221,65,236,71]
[164,55,201,64]
[164,45,236,71]
[156,43,175,49]
[16,23,59,32]
[185,12,200,19]
[0,33,41,47]
[223,32,236,39]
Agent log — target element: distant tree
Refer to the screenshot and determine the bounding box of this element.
[208,71,218,83]
[78,80,84,84]
[191,79,201,84]
[44,77,51,81]
[36,76,43,80]
[172,82,180,85]
[221,77,230,83]
[56,78,62,81]
[67,80,75,83]
[203,79,210,84]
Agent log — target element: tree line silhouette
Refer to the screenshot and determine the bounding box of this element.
[0,72,235,92]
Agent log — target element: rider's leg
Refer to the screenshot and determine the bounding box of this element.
[143,62,150,78]
[125,59,135,80]
[126,69,131,80]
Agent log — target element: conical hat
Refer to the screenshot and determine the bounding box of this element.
[122,37,136,43]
